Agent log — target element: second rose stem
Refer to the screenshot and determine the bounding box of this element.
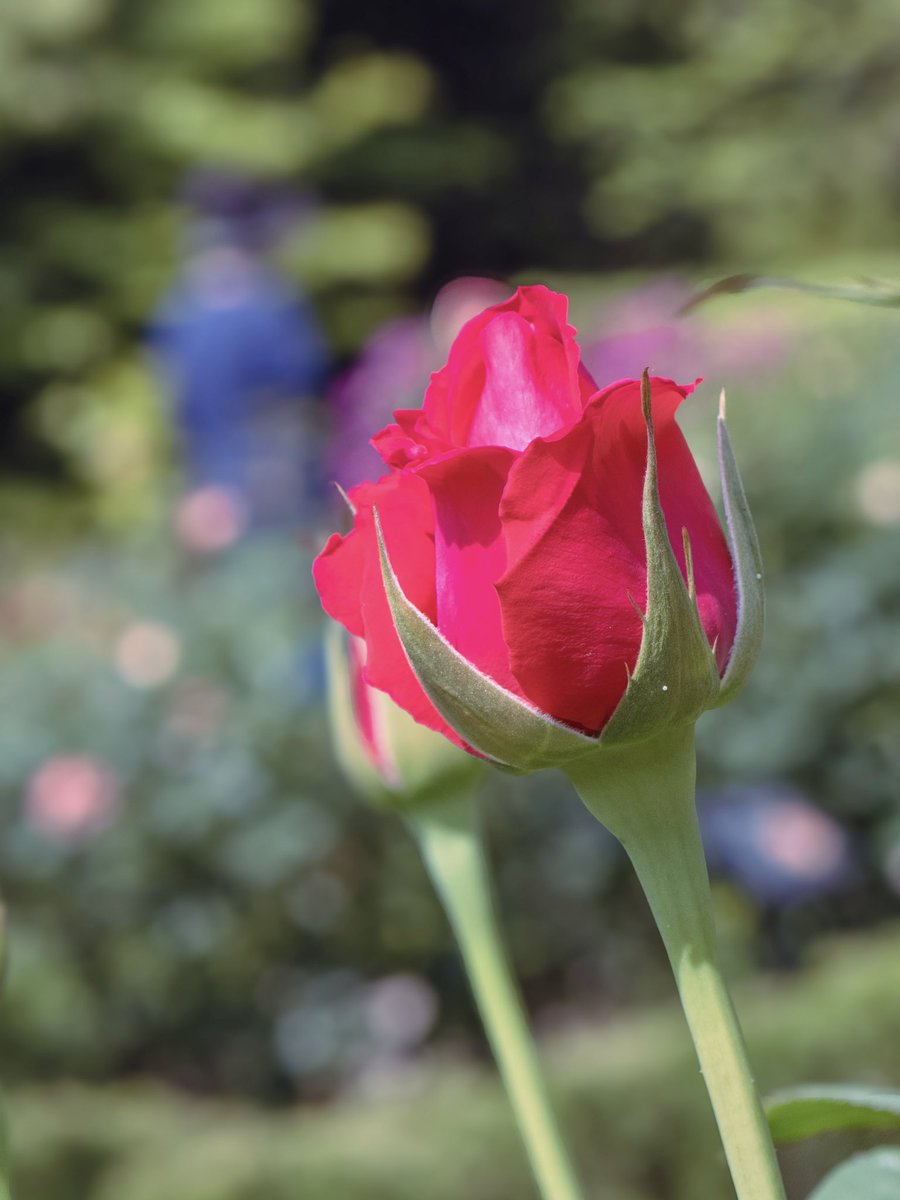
[408,792,586,1200]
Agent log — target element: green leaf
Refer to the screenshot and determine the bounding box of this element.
[680,273,900,315]
[374,511,597,771]
[600,371,720,745]
[714,391,765,707]
[808,1149,900,1200]
[767,1084,900,1144]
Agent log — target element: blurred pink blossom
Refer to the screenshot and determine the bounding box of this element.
[0,575,61,642]
[583,278,789,386]
[855,458,900,526]
[429,276,511,357]
[362,973,438,1052]
[174,485,248,554]
[25,754,121,842]
[115,621,181,688]
[755,800,848,882]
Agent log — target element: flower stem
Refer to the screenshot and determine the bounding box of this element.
[407,793,585,1200]
[566,727,786,1200]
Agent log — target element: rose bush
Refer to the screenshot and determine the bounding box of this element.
[314,285,738,752]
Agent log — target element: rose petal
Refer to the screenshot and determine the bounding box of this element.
[347,635,390,775]
[497,428,645,733]
[313,472,470,748]
[417,446,521,693]
[370,421,430,469]
[374,286,598,461]
[497,377,735,731]
[461,312,578,449]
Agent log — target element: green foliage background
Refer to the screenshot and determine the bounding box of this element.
[4,0,900,497]
[9,927,900,1199]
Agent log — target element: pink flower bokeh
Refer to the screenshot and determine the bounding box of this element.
[25,754,121,843]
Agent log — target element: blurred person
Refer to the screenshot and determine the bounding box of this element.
[149,170,330,536]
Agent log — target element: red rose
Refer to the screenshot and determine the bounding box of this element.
[314,285,738,753]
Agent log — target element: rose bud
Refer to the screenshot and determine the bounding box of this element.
[314,286,773,1199]
[324,621,484,807]
[314,285,762,773]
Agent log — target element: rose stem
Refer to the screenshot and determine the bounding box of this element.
[407,791,586,1200]
[566,726,787,1200]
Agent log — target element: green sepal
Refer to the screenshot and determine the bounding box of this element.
[714,392,765,707]
[324,622,484,809]
[599,371,720,746]
[374,513,596,771]
[808,1149,900,1200]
